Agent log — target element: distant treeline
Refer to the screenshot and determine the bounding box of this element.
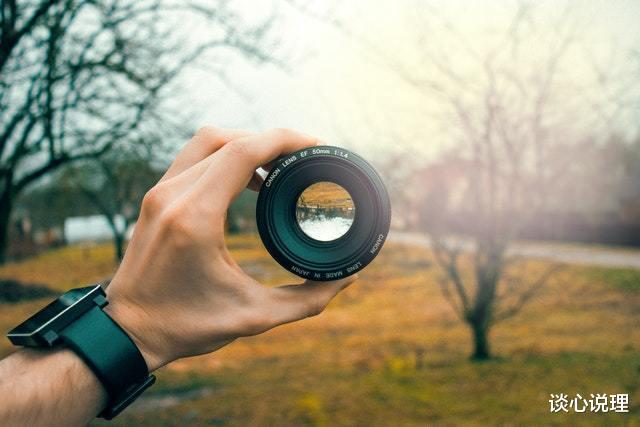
[422,211,640,248]
[519,215,640,247]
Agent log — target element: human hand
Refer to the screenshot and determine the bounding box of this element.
[104,127,357,371]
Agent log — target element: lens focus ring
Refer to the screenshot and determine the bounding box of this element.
[256,146,391,280]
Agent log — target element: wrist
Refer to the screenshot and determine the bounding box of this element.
[103,299,166,372]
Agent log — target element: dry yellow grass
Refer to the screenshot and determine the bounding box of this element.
[297,182,354,210]
[0,243,118,292]
[0,235,638,426]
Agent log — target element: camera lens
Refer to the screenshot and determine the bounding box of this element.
[256,146,391,281]
[295,182,356,242]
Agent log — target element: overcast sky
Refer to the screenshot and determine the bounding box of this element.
[175,0,640,162]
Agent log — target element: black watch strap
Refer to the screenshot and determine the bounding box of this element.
[59,305,156,419]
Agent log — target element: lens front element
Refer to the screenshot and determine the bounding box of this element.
[295,182,355,242]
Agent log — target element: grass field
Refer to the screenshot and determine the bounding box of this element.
[296,182,354,209]
[0,235,639,426]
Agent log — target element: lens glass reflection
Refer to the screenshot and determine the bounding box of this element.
[296,182,355,241]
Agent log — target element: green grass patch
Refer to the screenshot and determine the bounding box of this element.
[581,266,640,291]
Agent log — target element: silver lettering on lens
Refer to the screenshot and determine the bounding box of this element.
[333,149,349,159]
[312,148,330,155]
[291,265,310,277]
[282,155,297,167]
[370,234,385,254]
[265,167,281,188]
[325,270,344,279]
[347,261,362,273]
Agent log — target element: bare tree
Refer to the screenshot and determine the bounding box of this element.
[402,3,639,359]
[59,153,164,261]
[0,0,278,263]
[292,1,636,359]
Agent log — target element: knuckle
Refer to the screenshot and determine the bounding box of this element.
[159,206,197,244]
[268,127,295,140]
[193,125,220,141]
[194,125,226,151]
[141,186,165,215]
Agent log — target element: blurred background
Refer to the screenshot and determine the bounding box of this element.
[1,0,639,425]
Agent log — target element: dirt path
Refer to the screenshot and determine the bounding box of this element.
[389,231,640,270]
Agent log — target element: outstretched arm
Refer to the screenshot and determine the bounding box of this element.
[0,349,107,426]
[0,127,357,427]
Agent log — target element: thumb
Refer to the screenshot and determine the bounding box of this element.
[268,274,358,327]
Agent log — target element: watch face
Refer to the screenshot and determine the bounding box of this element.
[7,285,105,346]
[9,299,70,336]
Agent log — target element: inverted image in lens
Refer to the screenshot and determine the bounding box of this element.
[295,182,355,242]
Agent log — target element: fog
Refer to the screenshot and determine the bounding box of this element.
[177,0,640,160]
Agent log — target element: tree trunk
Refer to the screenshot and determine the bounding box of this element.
[0,189,13,265]
[469,321,491,360]
[105,215,126,262]
[113,231,125,262]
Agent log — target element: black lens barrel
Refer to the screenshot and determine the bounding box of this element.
[256,146,391,280]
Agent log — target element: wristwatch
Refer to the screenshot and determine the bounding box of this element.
[6,284,155,419]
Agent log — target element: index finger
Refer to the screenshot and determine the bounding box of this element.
[160,126,254,183]
[195,128,320,204]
